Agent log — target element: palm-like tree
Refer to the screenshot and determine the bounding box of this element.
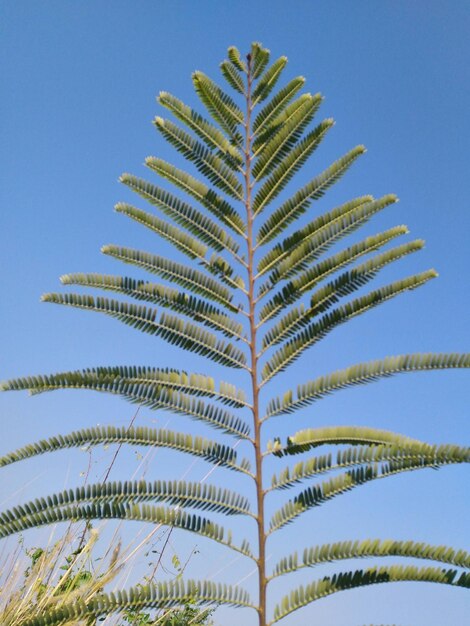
[1,43,469,626]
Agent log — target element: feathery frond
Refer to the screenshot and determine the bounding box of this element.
[269,442,470,491]
[158,91,243,165]
[2,366,249,408]
[272,566,470,622]
[0,503,253,558]
[252,56,288,105]
[266,353,470,417]
[146,158,246,235]
[261,271,437,382]
[41,294,247,371]
[154,117,244,199]
[0,425,251,472]
[271,538,470,579]
[252,76,306,134]
[220,60,246,95]
[257,145,366,244]
[120,173,240,255]
[59,273,245,338]
[20,580,253,626]
[192,71,244,138]
[0,480,252,524]
[269,453,470,533]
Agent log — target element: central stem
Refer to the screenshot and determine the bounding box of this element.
[244,55,267,626]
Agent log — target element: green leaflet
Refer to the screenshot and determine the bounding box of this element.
[253,76,306,134]
[253,118,334,215]
[227,46,247,72]
[192,71,244,139]
[146,158,246,236]
[0,425,251,472]
[259,227,410,323]
[6,365,249,408]
[154,117,244,199]
[19,580,253,626]
[0,502,253,558]
[267,425,424,457]
[0,480,252,522]
[41,294,248,371]
[120,173,240,255]
[266,353,470,418]
[220,59,245,94]
[158,91,243,166]
[272,566,470,622]
[251,42,270,78]
[271,538,470,579]
[115,201,208,258]
[257,145,366,244]
[101,245,236,309]
[269,442,470,491]
[259,194,399,285]
[269,453,470,533]
[261,271,437,383]
[257,194,378,276]
[59,274,244,338]
[252,56,288,104]
[253,93,322,180]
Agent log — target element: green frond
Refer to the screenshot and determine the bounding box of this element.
[306,240,424,318]
[115,202,208,258]
[0,502,253,558]
[0,425,251,473]
[266,353,470,417]
[272,566,470,622]
[257,145,366,245]
[0,480,252,525]
[228,46,247,72]
[251,42,270,78]
[271,538,470,579]
[192,71,244,138]
[59,274,244,339]
[220,60,245,94]
[154,117,244,199]
[120,173,240,255]
[146,158,246,236]
[41,294,248,371]
[253,118,334,215]
[252,56,288,105]
[267,426,424,457]
[269,442,470,490]
[158,91,243,166]
[3,365,250,438]
[261,271,437,383]
[259,194,400,285]
[2,366,249,408]
[20,580,253,626]
[259,227,410,323]
[269,453,470,533]
[101,245,236,309]
[253,76,306,134]
[257,194,382,277]
[253,93,322,180]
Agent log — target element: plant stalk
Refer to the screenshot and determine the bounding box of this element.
[244,53,267,626]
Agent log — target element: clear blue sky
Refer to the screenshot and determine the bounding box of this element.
[0,2,469,625]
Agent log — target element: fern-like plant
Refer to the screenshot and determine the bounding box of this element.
[1,42,469,625]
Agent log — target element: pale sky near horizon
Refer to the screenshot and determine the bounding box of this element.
[0,2,469,625]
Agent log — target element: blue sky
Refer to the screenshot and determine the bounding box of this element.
[0,2,469,624]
